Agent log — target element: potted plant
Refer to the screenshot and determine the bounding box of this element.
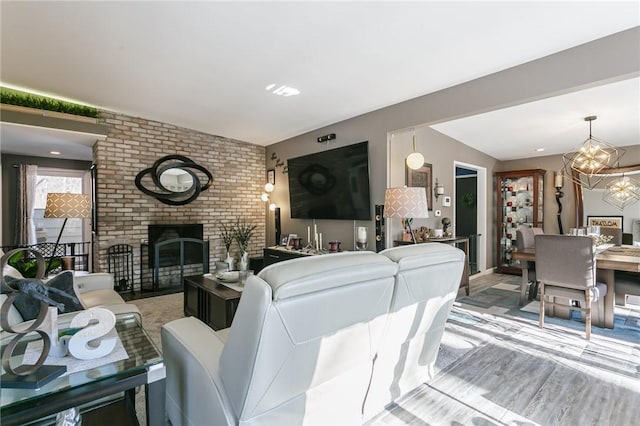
[234,218,257,271]
[220,222,235,270]
[7,250,61,278]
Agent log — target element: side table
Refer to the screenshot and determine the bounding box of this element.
[184,275,242,330]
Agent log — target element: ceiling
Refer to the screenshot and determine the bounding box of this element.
[1,1,638,161]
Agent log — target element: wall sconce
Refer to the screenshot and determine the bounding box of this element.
[554,171,564,234]
[262,169,276,202]
[434,178,445,200]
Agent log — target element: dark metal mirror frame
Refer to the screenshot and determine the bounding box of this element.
[135,155,212,205]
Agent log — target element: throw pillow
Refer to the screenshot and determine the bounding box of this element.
[2,271,84,321]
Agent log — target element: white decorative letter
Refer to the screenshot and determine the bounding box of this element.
[68,308,117,360]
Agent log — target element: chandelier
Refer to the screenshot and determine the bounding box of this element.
[603,174,640,210]
[562,116,625,190]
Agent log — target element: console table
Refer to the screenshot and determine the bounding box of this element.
[183,275,241,330]
[263,246,315,267]
[394,237,470,296]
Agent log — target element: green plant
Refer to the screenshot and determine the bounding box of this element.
[0,87,99,119]
[7,250,61,278]
[234,218,257,253]
[220,222,235,252]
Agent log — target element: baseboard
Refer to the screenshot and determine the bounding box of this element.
[469,267,497,280]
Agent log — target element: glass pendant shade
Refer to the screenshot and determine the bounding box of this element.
[406,135,424,170]
[602,175,640,210]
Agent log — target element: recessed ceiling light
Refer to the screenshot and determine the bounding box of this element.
[535,148,545,152]
[265,83,300,97]
[50,151,61,155]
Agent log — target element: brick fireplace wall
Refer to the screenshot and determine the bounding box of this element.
[93,111,265,291]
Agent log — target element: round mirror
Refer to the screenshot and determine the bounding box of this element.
[135,155,212,205]
[159,168,194,193]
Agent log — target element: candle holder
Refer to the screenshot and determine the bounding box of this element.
[355,226,368,251]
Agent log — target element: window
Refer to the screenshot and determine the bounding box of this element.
[34,168,91,244]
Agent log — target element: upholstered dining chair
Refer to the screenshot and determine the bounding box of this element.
[516,227,544,303]
[535,235,607,340]
[600,227,623,245]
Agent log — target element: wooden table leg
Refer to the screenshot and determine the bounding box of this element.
[597,268,615,329]
[519,268,528,306]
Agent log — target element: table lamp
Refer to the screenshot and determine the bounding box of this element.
[384,187,429,244]
[44,193,91,275]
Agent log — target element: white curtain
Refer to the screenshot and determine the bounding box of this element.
[16,164,38,245]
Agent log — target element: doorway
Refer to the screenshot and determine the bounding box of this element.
[454,161,486,274]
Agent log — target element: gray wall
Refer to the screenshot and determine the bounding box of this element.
[266,27,639,271]
[499,144,640,234]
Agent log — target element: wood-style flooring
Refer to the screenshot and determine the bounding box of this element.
[369,272,640,426]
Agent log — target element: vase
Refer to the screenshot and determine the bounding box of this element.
[225,251,235,271]
[239,251,249,271]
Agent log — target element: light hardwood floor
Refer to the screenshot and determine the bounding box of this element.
[133,272,640,425]
[369,272,640,425]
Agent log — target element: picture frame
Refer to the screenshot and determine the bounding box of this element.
[406,162,433,211]
[267,169,276,185]
[586,215,623,230]
[281,234,290,247]
[287,233,299,248]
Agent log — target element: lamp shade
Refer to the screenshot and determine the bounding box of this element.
[383,187,429,219]
[44,193,91,219]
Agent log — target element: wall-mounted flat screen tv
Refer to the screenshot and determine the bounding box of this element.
[288,141,371,220]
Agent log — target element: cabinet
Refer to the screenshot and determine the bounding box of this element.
[495,169,545,274]
[183,275,241,330]
[263,247,313,267]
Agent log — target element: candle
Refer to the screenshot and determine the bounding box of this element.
[307,226,311,244]
[357,226,367,242]
[319,233,323,249]
[555,173,564,188]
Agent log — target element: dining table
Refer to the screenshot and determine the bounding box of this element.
[511,244,640,329]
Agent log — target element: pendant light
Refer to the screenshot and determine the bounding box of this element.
[406,133,424,170]
[603,174,640,210]
[562,116,625,190]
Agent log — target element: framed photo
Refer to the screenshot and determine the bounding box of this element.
[281,234,290,247]
[587,215,623,230]
[406,162,433,211]
[287,233,298,248]
[267,169,276,185]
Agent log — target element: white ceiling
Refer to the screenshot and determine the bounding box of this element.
[1,1,639,161]
[431,77,640,161]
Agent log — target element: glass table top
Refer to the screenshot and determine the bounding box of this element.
[0,312,163,411]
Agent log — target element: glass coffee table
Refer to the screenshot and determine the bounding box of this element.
[1,312,165,426]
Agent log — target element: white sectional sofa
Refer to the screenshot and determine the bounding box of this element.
[161,243,465,426]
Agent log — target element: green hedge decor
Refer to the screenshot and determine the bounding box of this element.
[0,86,99,119]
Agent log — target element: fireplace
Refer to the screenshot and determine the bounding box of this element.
[148,224,204,267]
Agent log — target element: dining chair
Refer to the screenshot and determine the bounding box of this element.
[535,235,607,340]
[600,227,622,245]
[516,227,544,303]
